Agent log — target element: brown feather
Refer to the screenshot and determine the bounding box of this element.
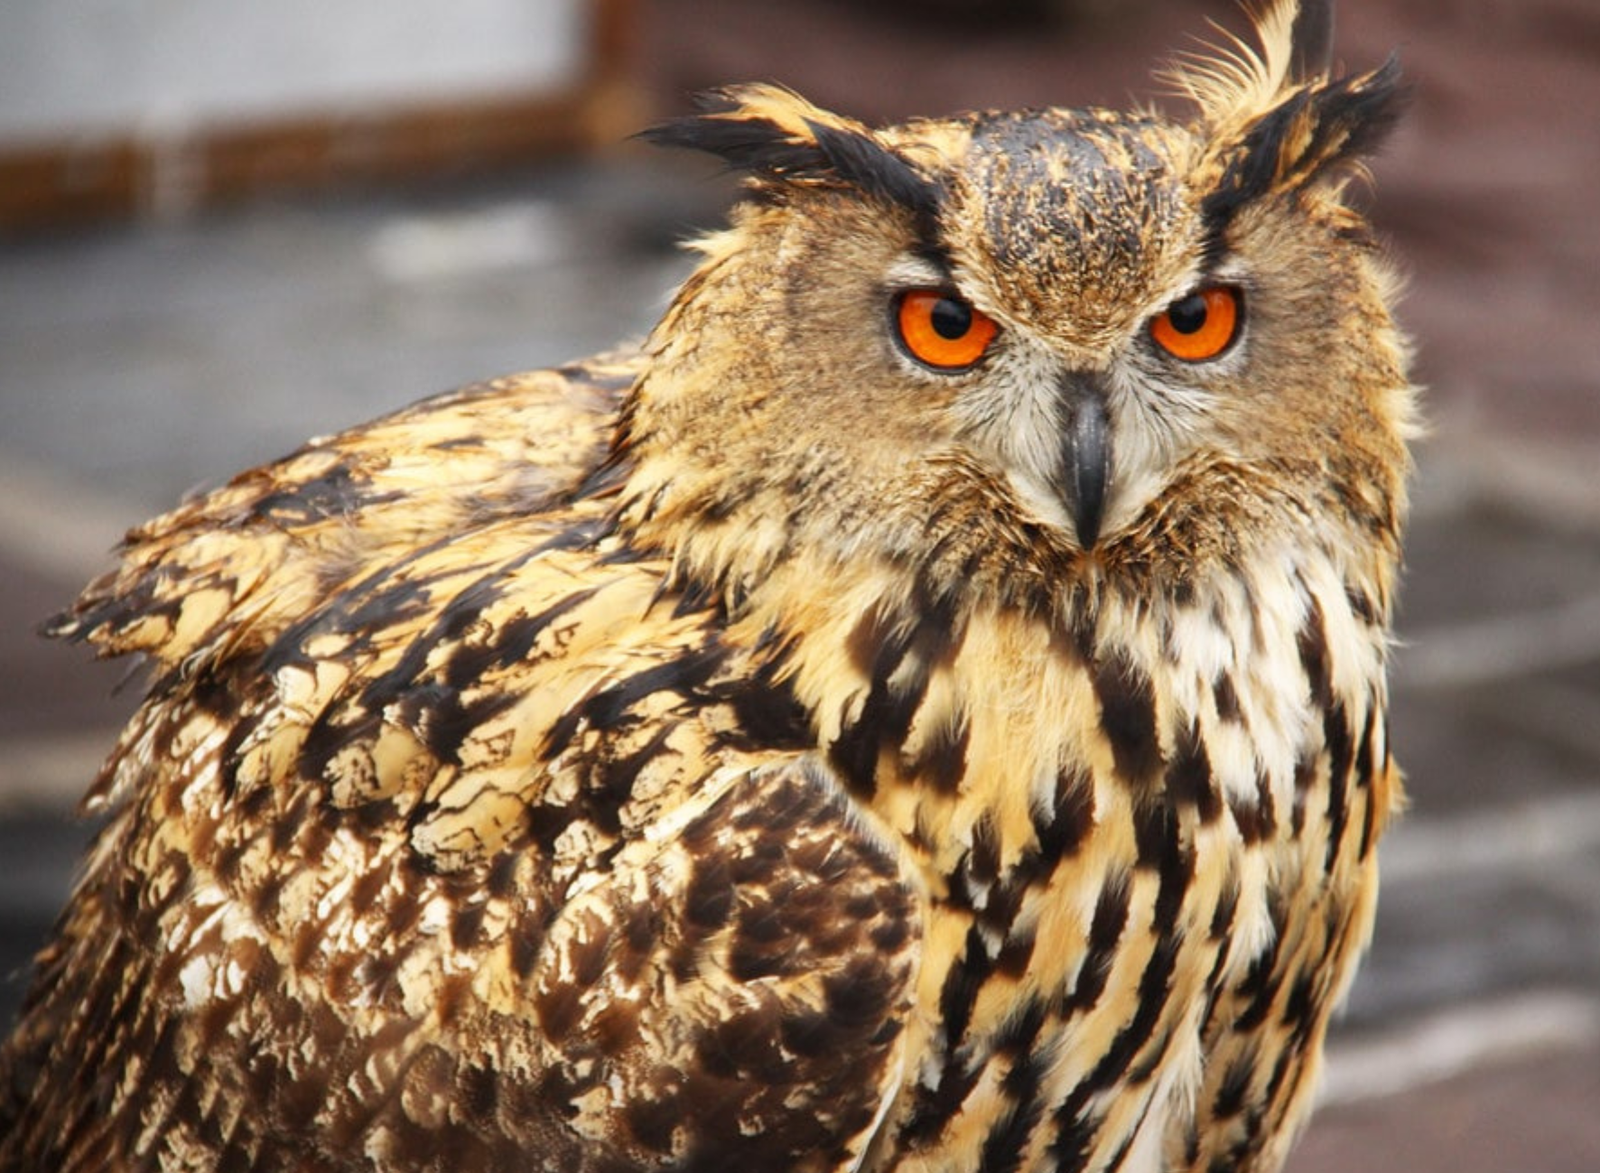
[1,3,1415,1170]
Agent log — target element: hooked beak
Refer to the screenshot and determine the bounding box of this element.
[1058,373,1112,549]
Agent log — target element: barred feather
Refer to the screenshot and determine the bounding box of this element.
[1,3,1414,1170]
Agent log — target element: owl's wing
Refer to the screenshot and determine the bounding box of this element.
[2,364,921,1169]
[49,353,640,720]
[48,351,640,812]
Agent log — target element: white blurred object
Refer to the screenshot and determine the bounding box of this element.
[1320,990,1600,1106]
[368,201,577,284]
[0,0,585,142]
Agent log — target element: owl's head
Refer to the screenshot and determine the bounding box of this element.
[620,0,1415,613]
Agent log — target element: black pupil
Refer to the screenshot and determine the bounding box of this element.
[1166,294,1209,335]
[930,297,972,340]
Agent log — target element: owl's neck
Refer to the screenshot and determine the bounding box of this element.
[620,415,1402,880]
[710,508,1396,896]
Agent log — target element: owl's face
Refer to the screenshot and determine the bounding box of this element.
[629,16,1412,602]
[890,108,1239,549]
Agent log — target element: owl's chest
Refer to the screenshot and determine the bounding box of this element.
[829,569,1392,1170]
[828,563,1375,884]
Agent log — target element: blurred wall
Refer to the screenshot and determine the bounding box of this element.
[0,0,586,140]
[0,0,635,229]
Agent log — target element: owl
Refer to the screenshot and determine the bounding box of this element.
[0,2,1415,1170]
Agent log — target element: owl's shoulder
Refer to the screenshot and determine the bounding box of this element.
[49,350,643,681]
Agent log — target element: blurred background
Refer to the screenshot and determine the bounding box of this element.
[1,1,1596,1168]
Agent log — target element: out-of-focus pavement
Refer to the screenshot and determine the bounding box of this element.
[2,1,1598,1169]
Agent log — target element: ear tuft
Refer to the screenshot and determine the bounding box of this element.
[639,86,821,175]
[640,84,941,225]
[1201,52,1407,233]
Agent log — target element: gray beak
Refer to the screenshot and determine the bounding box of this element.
[1058,373,1111,549]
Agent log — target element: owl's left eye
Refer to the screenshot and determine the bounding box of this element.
[1149,285,1242,362]
[894,290,999,371]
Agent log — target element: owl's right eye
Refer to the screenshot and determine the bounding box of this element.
[893,290,998,371]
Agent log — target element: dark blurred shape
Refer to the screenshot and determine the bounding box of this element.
[830,0,1154,30]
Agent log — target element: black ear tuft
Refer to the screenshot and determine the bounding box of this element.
[801,119,942,225]
[1202,54,1408,238]
[639,88,941,228]
[638,91,818,175]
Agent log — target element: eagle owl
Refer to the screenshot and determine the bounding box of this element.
[0,2,1415,1170]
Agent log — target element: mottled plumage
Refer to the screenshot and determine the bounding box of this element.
[0,3,1415,1170]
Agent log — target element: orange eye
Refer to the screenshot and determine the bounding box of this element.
[1149,285,1242,362]
[894,290,998,371]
